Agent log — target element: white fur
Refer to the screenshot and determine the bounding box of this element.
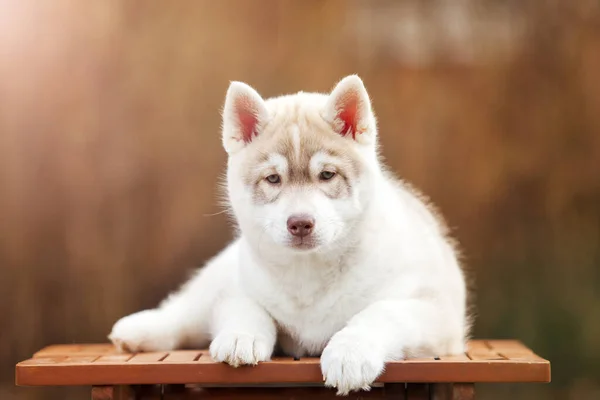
[110,75,468,395]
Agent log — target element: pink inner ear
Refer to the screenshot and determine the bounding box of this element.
[235,97,259,143]
[336,91,359,139]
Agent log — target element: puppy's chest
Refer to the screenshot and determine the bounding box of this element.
[258,277,375,352]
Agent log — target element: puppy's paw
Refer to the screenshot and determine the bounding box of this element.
[321,330,386,395]
[209,332,273,367]
[109,310,177,352]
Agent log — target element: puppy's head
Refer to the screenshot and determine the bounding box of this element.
[221,75,379,253]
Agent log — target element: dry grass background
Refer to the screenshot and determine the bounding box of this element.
[0,1,599,399]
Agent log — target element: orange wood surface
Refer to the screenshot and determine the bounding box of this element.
[16,340,550,387]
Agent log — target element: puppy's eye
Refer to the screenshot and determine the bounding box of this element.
[266,174,281,184]
[319,171,336,181]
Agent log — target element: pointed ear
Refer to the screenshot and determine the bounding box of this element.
[323,75,376,144]
[222,81,269,153]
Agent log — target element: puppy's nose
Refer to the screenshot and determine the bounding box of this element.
[287,215,315,237]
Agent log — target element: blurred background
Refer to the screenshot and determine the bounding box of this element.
[1,0,599,399]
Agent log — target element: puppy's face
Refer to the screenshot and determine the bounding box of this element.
[222,76,378,252]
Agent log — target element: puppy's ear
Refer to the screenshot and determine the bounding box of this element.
[323,75,377,144]
[222,81,269,154]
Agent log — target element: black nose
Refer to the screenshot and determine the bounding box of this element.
[287,215,315,237]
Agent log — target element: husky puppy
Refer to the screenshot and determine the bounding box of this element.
[109,75,468,395]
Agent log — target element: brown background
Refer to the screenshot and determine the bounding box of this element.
[1,1,599,399]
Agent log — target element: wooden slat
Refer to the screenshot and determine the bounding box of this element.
[163,351,202,363]
[15,340,551,387]
[466,341,488,351]
[127,352,168,363]
[439,354,470,362]
[466,341,505,361]
[19,357,67,366]
[486,340,534,352]
[500,353,547,362]
[486,340,547,361]
[95,354,135,364]
[63,356,101,363]
[34,344,115,358]
[95,354,135,363]
[195,351,216,364]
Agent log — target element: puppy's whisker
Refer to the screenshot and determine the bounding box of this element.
[203,210,229,217]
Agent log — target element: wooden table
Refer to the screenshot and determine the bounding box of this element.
[16,340,550,399]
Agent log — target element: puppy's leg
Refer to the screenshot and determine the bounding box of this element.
[108,247,237,352]
[209,296,276,366]
[108,278,213,352]
[321,299,464,395]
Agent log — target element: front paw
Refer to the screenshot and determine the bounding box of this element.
[109,310,177,352]
[209,332,273,367]
[321,331,385,395]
